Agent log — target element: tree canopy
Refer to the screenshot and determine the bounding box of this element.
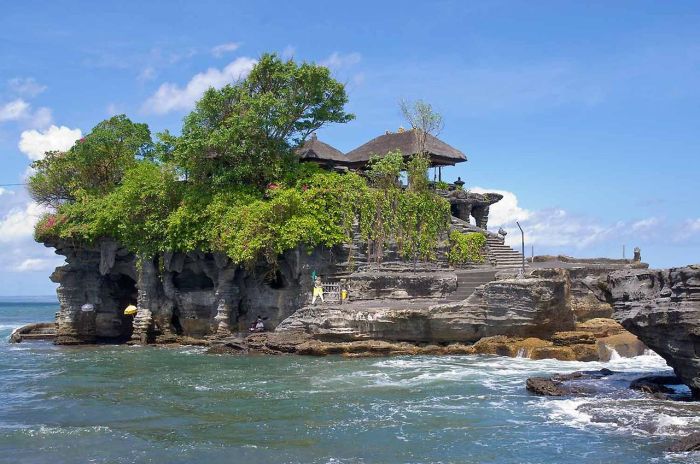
[28,115,152,207]
[31,54,455,268]
[165,53,354,188]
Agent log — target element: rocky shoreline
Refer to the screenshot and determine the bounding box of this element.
[25,231,700,401]
[525,366,699,452]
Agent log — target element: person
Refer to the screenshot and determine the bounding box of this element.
[254,316,265,332]
[312,276,324,305]
[340,279,348,304]
[249,316,265,332]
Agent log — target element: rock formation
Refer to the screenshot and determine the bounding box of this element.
[608,265,700,397]
[276,270,575,343]
[43,227,653,365]
[440,190,503,229]
[47,237,343,344]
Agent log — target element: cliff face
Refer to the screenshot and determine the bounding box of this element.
[46,230,655,366]
[608,265,700,396]
[49,238,343,344]
[47,235,457,344]
[277,269,575,343]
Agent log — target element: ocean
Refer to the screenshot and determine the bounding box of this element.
[1,298,699,464]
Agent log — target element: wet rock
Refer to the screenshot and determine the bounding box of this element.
[206,337,248,355]
[668,432,700,452]
[9,322,56,343]
[596,332,647,360]
[608,265,700,396]
[469,336,548,357]
[526,369,614,396]
[630,375,683,395]
[526,377,573,396]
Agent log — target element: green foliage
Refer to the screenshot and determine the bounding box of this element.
[366,150,404,190]
[170,53,353,188]
[406,153,430,192]
[361,150,449,262]
[448,231,486,264]
[32,54,451,268]
[28,115,152,207]
[435,180,450,190]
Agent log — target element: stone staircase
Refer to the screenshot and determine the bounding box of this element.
[485,235,526,269]
[444,268,497,302]
[449,216,526,269]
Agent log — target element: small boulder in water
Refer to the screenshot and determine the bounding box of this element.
[526,369,615,396]
[630,375,683,396]
[668,432,700,452]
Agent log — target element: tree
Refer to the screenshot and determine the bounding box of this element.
[400,99,444,154]
[400,99,444,188]
[28,115,153,206]
[171,53,354,188]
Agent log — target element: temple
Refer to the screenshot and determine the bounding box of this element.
[296,128,508,239]
[298,128,467,179]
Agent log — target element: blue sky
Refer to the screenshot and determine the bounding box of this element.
[1,0,699,295]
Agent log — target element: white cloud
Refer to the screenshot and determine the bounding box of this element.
[142,56,257,115]
[211,42,240,58]
[631,217,660,232]
[471,187,531,226]
[15,258,53,272]
[8,77,46,97]
[0,98,52,128]
[18,125,82,161]
[470,187,666,253]
[0,202,47,243]
[675,218,700,242]
[0,99,31,122]
[321,52,362,70]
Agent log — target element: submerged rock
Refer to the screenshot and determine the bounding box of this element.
[526,369,614,396]
[668,432,700,452]
[629,375,683,396]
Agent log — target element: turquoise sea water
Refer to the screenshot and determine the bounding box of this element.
[1,299,699,464]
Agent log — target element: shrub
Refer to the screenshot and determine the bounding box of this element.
[448,231,486,264]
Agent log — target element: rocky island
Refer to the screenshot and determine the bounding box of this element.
[18,54,700,401]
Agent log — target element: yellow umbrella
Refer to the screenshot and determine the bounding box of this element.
[124,304,138,316]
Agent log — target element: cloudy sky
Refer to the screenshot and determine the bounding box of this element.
[1,1,699,295]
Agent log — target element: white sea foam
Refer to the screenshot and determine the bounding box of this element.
[0,323,26,331]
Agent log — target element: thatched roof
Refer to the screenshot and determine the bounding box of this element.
[345,129,467,167]
[296,134,348,164]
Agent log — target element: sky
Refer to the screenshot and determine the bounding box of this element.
[0,0,699,295]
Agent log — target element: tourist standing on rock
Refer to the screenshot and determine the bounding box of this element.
[340,279,348,304]
[312,276,324,304]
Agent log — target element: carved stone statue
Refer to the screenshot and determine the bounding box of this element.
[633,247,641,262]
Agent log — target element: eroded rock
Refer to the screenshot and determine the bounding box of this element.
[608,265,700,397]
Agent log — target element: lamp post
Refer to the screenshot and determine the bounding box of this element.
[516,221,525,277]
